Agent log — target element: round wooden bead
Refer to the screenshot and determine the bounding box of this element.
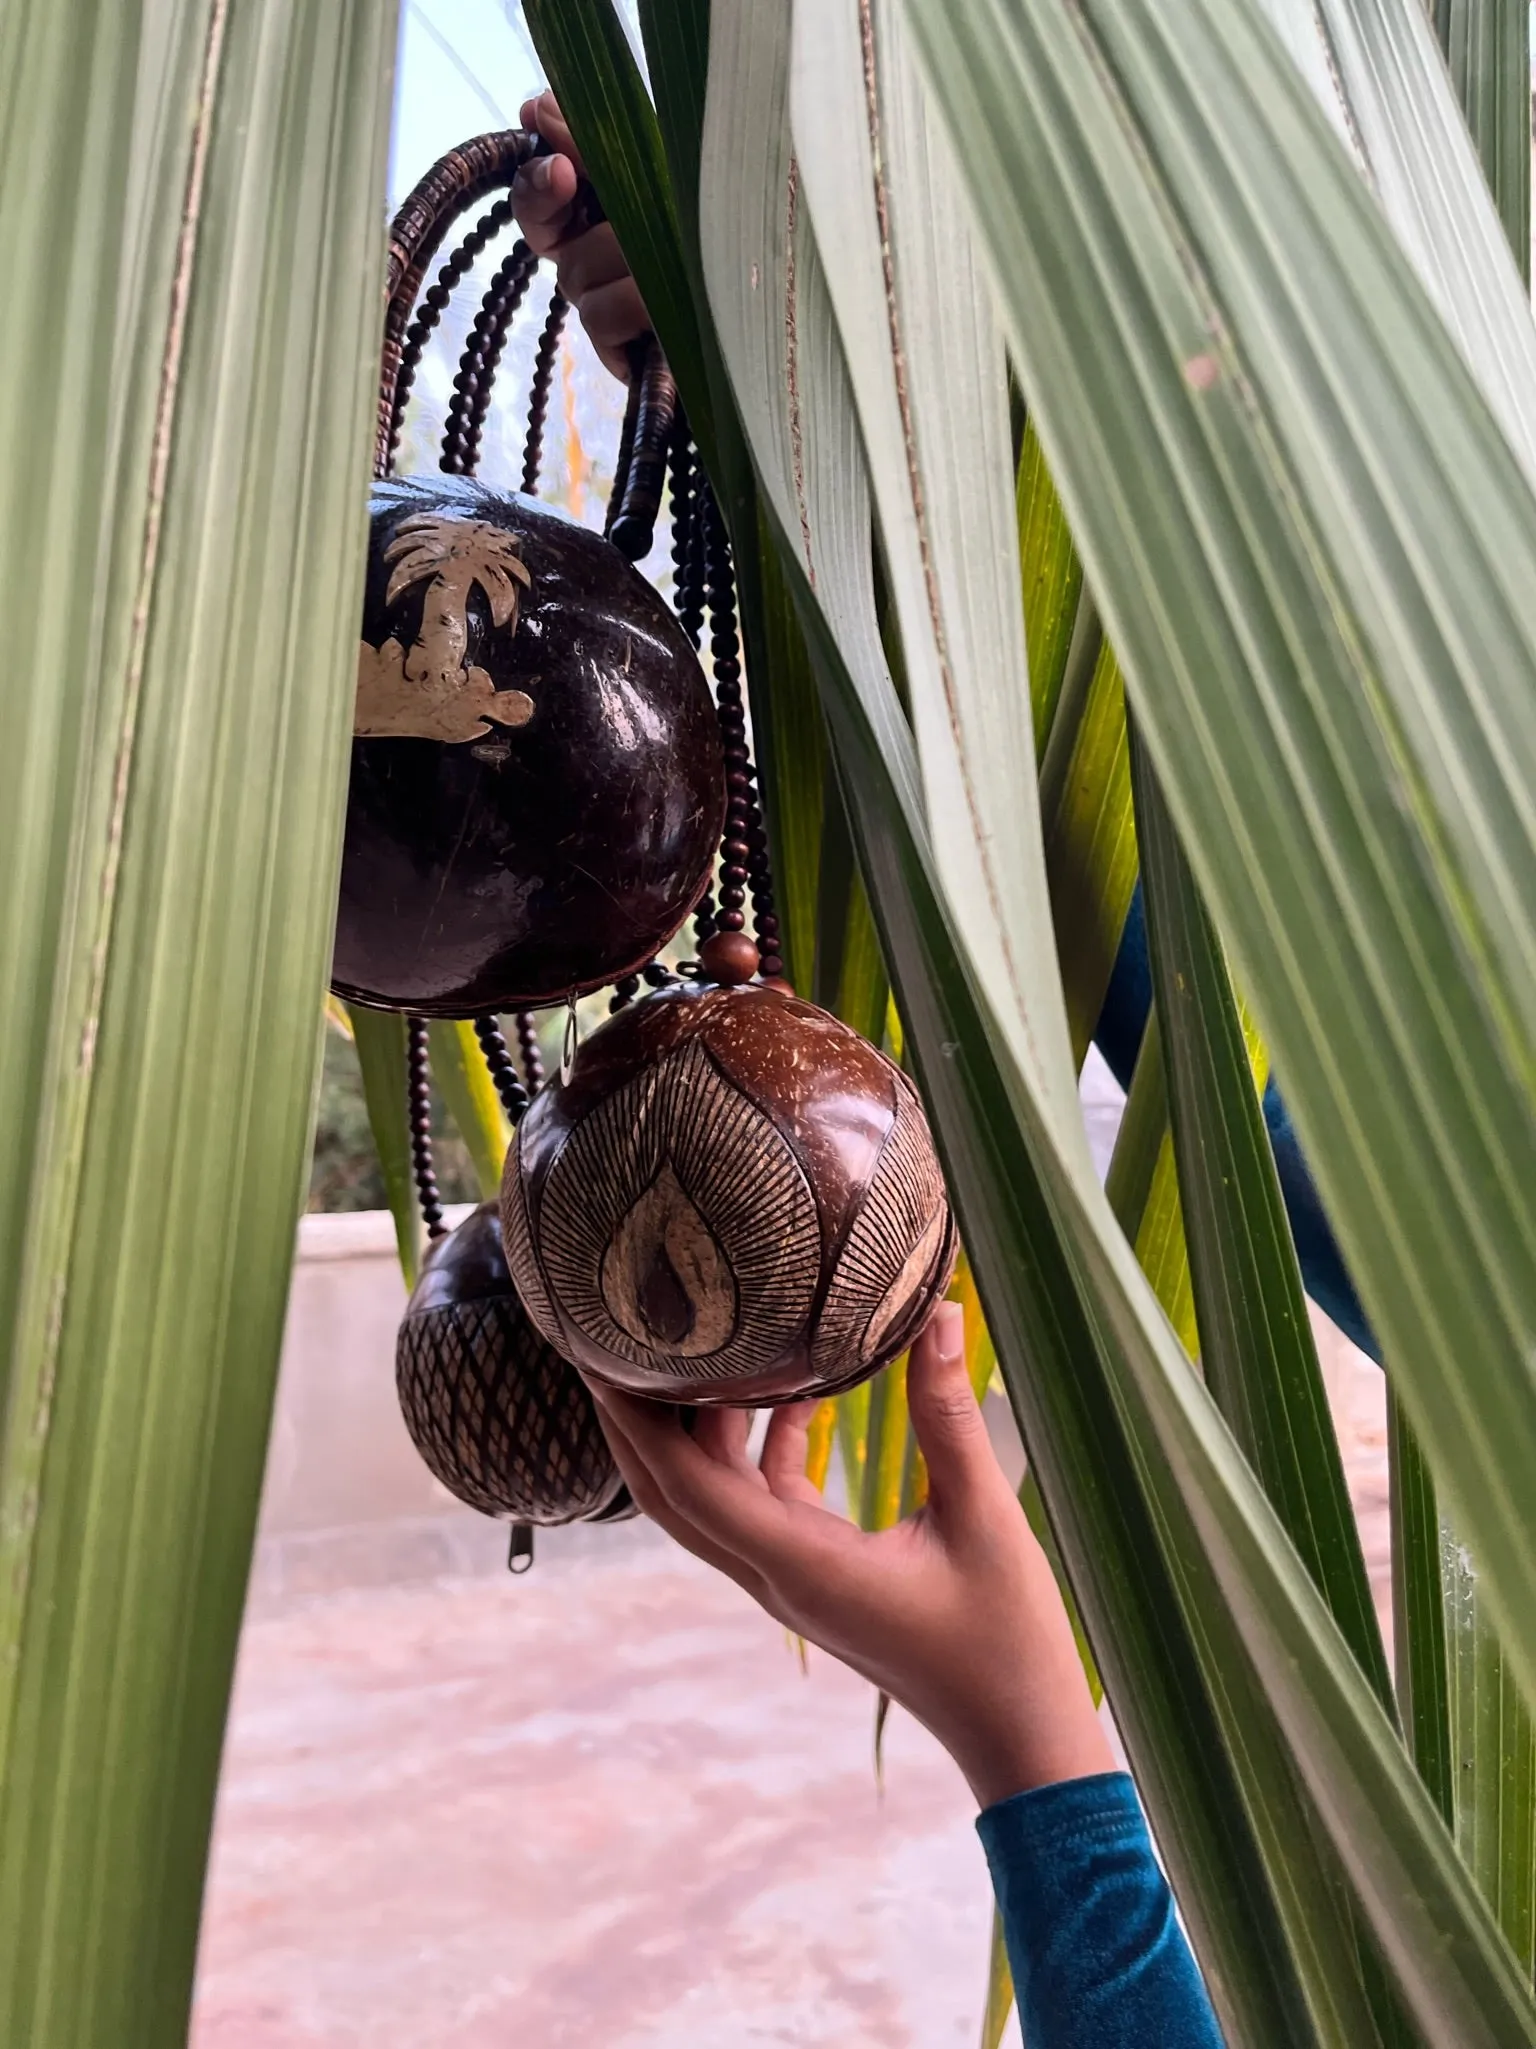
[396,1202,632,1525]
[697,929,760,986]
[335,477,725,1016]
[502,983,957,1405]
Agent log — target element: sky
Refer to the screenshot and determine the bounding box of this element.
[389,0,543,208]
[388,0,645,209]
[384,0,1536,521]
[389,0,1536,209]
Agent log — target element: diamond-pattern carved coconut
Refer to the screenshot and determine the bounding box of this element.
[396,1202,629,1525]
[502,983,957,1406]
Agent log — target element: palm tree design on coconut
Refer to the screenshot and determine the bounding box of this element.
[355,515,537,743]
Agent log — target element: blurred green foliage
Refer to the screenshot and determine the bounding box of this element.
[307,1022,478,1213]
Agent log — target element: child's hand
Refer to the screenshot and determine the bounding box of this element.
[512,91,650,381]
[586,1302,1113,1810]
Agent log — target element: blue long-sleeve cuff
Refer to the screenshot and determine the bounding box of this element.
[977,1771,1222,2047]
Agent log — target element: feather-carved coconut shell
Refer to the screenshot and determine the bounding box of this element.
[396,1202,631,1525]
[502,983,957,1405]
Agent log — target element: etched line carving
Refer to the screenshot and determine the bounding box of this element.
[528,1040,819,1381]
[397,1297,622,1523]
[812,1082,951,1376]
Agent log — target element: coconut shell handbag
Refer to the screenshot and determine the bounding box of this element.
[350,130,956,1566]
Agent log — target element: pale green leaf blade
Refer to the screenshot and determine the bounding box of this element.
[528,0,831,1001]
[784,15,1398,2027]
[703,7,1344,2035]
[788,0,1085,1153]
[348,1006,423,1287]
[1445,1524,1536,1974]
[1131,726,1391,1706]
[1016,419,1084,750]
[1269,0,1536,467]
[903,0,1536,1706]
[704,3,1535,2036]
[0,0,396,2035]
[798,565,1517,2039]
[1429,1,1531,286]
[427,1018,508,1203]
[524,0,712,460]
[1384,17,1536,1961]
[1042,638,1136,1067]
[1389,1392,1455,1824]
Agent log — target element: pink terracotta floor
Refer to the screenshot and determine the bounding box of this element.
[192,1530,995,2048]
[193,1322,1389,2049]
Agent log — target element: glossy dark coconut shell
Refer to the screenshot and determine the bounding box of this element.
[335,477,724,1016]
[502,983,957,1406]
[396,1202,630,1525]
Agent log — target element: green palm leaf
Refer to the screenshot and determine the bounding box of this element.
[1428,0,1531,286]
[427,1018,509,1203]
[701,0,1535,2035]
[0,1,396,2036]
[350,1006,423,1286]
[905,0,1536,1712]
[1130,726,1390,1705]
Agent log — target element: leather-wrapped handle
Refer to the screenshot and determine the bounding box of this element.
[609,337,679,561]
[378,128,540,474]
[379,126,679,559]
[528,138,679,561]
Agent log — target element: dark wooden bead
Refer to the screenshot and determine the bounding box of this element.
[472,1016,530,1123]
[502,983,956,1407]
[335,479,725,1016]
[396,1202,630,1525]
[698,929,760,986]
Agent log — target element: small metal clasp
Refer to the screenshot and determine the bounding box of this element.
[560,992,579,1086]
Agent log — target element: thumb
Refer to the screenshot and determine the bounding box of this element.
[905,1300,1005,1512]
[526,90,586,177]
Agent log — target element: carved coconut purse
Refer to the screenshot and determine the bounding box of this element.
[396,1201,631,1542]
[337,134,724,1019]
[356,130,954,1558]
[504,981,957,1407]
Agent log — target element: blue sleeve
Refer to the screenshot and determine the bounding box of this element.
[977,1771,1223,2048]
